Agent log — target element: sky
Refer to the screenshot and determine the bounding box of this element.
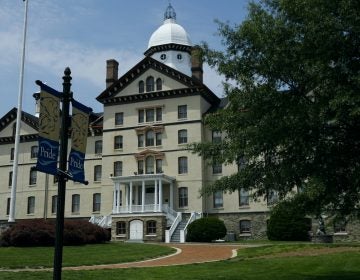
[0,0,251,117]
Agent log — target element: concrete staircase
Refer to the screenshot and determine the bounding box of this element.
[170,219,188,243]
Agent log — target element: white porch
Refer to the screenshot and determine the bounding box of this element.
[111,173,175,214]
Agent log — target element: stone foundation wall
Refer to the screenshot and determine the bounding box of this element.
[209,212,269,240]
[111,215,166,242]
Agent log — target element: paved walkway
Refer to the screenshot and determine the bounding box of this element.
[0,243,242,272]
[65,243,242,271]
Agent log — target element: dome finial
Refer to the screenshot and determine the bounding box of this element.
[164,3,176,21]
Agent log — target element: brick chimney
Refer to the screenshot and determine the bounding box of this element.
[106,59,119,88]
[191,46,203,83]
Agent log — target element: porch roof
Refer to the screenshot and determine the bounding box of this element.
[111,173,176,184]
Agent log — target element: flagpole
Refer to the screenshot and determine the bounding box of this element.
[8,0,29,223]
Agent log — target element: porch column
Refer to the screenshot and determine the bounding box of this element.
[170,181,174,210]
[112,182,117,213]
[125,185,129,212]
[158,179,163,212]
[154,180,158,212]
[129,181,133,213]
[141,180,145,212]
[116,184,121,213]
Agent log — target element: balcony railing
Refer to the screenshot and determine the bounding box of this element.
[113,203,169,214]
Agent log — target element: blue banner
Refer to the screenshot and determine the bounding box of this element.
[68,99,92,183]
[36,84,61,175]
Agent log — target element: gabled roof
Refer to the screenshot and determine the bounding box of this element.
[0,107,39,132]
[96,56,220,106]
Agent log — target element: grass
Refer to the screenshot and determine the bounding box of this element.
[0,242,175,269]
[0,243,359,280]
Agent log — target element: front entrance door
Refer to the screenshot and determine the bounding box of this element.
[130,220,143,240]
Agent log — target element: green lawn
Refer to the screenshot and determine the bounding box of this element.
[0,243,359,280]
[0,243,174,269]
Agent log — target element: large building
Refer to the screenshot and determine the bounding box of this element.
[0,4,357,242]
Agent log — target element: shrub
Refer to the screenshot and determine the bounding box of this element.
[186,217,227,242]
[267,197,311,241]
[0,219,110,247]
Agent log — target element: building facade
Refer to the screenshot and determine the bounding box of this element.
[0,4,357,242]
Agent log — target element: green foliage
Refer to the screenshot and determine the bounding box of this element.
[0,219,110,247]
[192,0,360,216]
[267,197,311,241]
[186,217,226,242]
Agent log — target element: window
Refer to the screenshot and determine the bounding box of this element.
[160,53,166,60]
[116,221,126,235]
[177,53,183,60]
[31,146,38,159]
[156,78,162,91]
[95,140,102,154]
[27,196,35,214]
[156,107,162,121]
[146,220,157,235]
[8,171,12,187]
[267,190,279,205]
[115,112,124,126]
[334,220,347,234]
[239,188,249,206]
[138,80,144,93]
[138,160,144,174]
[212,163,222,174]
[114,161,123,177]
[212,131,222,143]
[6,198,11,215]
[72,194,80,213]
[10,148,14,160]
[146,76,154,92]
[52,195,57,214]
[138,134,144,147]
[94,165,102,181]
[93,193,101,212]
[53,175,59,184]
[213,191,223,208]
[29,169,37,185]
[156,159,163,173]
[138,110,144,123]
[114,135,123,149]
[156,133,162,146]
[178,105,187,119]
[178,187,188,208]
[139,108,162,123]
[178,157,188,174]
[240,220,251,234]
[146,108,154,122]
[145,156,154,174]
[146,130,154,146]
[178,129,187,144]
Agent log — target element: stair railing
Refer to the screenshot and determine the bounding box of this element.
[180,212,202,243]
[165,212,182,243]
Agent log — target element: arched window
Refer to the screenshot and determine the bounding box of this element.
[156,78,162,91]
[146,76,154,92]
[145,156,154,174]
[93,193,101,212]
[138,80,144,93]
[146,220,157,234]
[146,130,154,146]
[178,187,188,208]
[178,129,187,144]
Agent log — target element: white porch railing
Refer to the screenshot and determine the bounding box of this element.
[180,212,202,243]
[113,204,161,214]
[162,204,177,223]
[165,212,182,243]
[89,214,112,228]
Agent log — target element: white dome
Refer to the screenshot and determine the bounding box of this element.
[148,19,192,49]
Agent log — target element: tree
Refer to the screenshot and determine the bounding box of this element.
[191,0,360,217]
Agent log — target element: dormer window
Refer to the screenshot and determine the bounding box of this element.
[146,76,154,92]
[138,80,144,93]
